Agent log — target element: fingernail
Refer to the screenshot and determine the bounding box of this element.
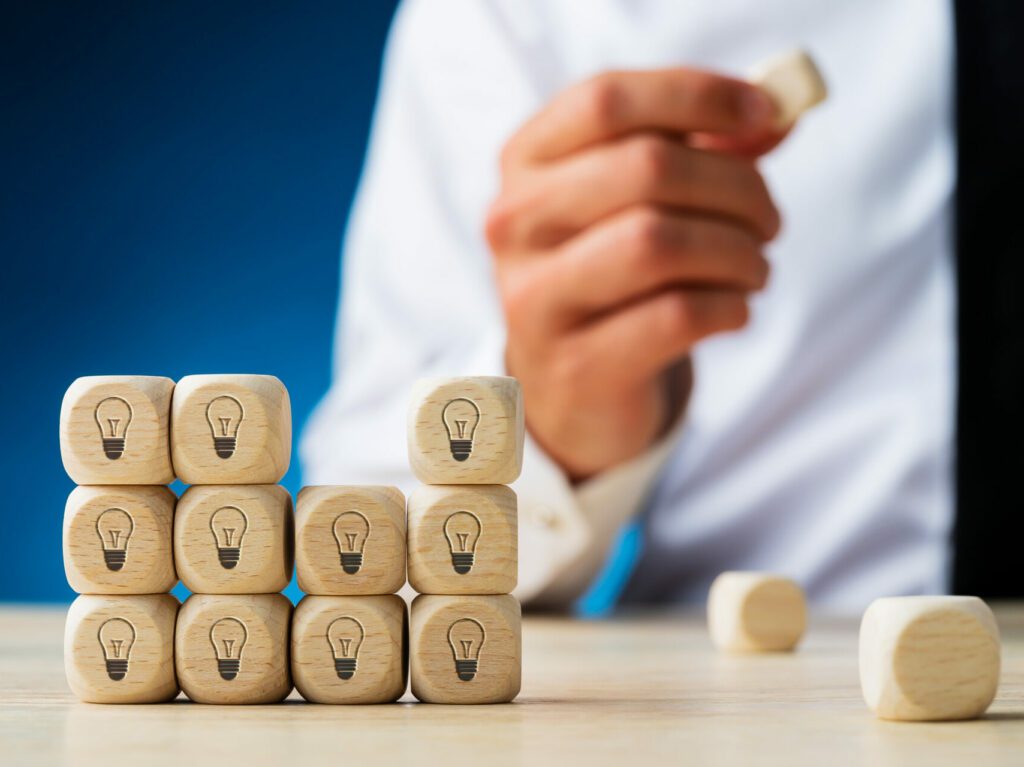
[741,88,776,127]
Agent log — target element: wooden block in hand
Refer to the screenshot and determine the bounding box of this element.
[291,595,407,704]
[63,486,177,595]
[174,485,293,594]
[295,486,406,596]
[408,485,517,595]
[60,376,175,485]
[64,594,179,703]
[176,593,292,704]
[410,594,520,704]
[408,377,523,485]
[171,374,291,484]
[750,49,827,129]
[859,595,1001,721]
[708,572,807,652]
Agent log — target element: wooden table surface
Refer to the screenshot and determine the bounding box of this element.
[2,605,1022,766]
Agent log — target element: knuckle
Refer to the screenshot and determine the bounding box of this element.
[659,294,697,338]
[498,269,541,325]
[629,136,673,189]
[622,208,668,266]
[579,72,625,132]
[484,193,525,251]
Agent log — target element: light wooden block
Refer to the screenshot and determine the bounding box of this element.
[410,594,520,704]
[171,374,291,485]
[176,593,292,704]
[859,596,1001,721]
[63,486,177,595]
[408,485,517,596]
[750,49,828,129]
[291,595,407,704]
[64,594,179,703]
[295,486,406,596]
[408,377,524,485]
[707,572,807,652]
[60,376,175,485]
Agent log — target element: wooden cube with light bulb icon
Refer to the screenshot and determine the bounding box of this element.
[175,593,292,704]
[170,374,291,485]
[174,484,293,594]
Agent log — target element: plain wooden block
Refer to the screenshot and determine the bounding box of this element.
[60,376,175,485]
[410,594,520,704]
[171,374,291,485]
[407,485,517,596]
[750,49,828,129]
[859,596,1001,721]
[707,572,807,652]
[295,486,406,596]
[175,593,292,704]
[291,595,407,704]
[64,594,179,703]
[63,485,177,595]
[408,377,524,485]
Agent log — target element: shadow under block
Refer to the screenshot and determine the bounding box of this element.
[174,485,293,594]
[295,486,406,596]
[176,593,292,704]
[408,376,524,485]
[750,49,828,129]
[707,572,807,652]
[60,376,175,485]
[291,595,407,704]
[410,594,521,704]
[171,374,291,485]
[65,594,179,703]
[408,485,517,595]
[64,486,177,595]
[859,595,1001,721]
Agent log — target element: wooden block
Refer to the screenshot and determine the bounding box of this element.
[407,485,517,596]
[750,49,828,129]
[174,484,293,594]
[171,374,291,485]
[63,486,177,595]
[408,377,524,485]
[707,572,807,652]
[295,486,406,596]
[410,594,520,704]
[291,595,407,704]
[175,593,292,704]
[859,595,1001,721]
[64,594,179,703]
[60,376,175,485]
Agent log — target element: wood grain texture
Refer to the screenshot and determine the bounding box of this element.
[291,595,407,704]
[408,377,524,485]
[750,49,828,129]
[170,374,291,485]
[64,594,179,703]
[63,486,177,595]
[408,485,517,596]
[60,376,175,485]
[174,485,293,595]
[860,596,1001,721]
[175,593,292,704]
[708,572,807,652]
[295,486,406,596]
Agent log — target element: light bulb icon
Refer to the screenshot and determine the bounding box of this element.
[447,618,485,681]
[443,512,482,574]
[94,396,133,459]
[210,617,248,680]
[441,398,481,462]
[326,617,364,679]
[95,508,134,571]
[210,506,248,569]
[206,395,244,459]
[332,511,370,574]
[97,618,136,681]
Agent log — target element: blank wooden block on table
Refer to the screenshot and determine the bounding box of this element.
[176,593,292,704]
[408,377,524,485]
[63,486,177,595]
[291,595,407,704]
[708,572,807,652]
[408,485,517,595]
[410,594,520,704]
[859,595,1001,721]
[60,376,175,485]
[171,374,291,485]
[750,49,828,129]
[64,594,179,703]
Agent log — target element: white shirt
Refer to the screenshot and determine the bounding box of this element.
[301,0,956,612]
